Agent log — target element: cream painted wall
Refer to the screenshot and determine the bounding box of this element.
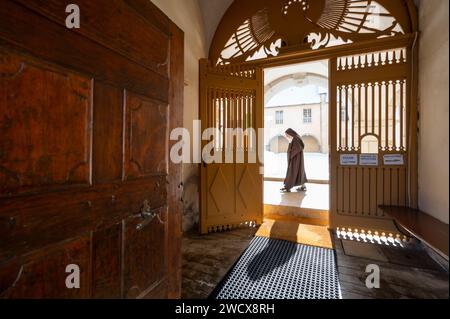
[418,0,449,224]
[265,102,329,154]
[150,0,208,231]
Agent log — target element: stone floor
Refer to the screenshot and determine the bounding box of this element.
[264,181,329,210]
[335,235,449,299]
[182,224,449,299]
[182,227,257,299]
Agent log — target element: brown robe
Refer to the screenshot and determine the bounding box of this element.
[284,129,308,190]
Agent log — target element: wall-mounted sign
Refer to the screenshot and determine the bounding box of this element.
[340,154,358,166]
[384,154,404,166]
[360,154,378,166]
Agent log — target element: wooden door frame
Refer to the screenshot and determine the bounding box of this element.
[167,23,184,299]
[245,33,419,230]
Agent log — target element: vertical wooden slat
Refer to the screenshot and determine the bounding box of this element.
[370,168,378,216]
[242,90,246,153]
[248,93,252,131]
[337,167,343,213]
[250,93,255,150]
[329,57,338,226]
[212,89,216,130]
[356,167,363,214]
[378,82,383,144]
[206,88,210,130]
[243,92,248,150]
[338,86,342,151]
[345,85,349,150]
[231,90,235,163]
[213,88,217,150]
[236,90,241,150]
[351,84,355,150]
[400,79,405,151]
[393,81,398,150]
[384,168,391,206]
[220,91,224,151]
[213,88,217,130]
[385,81,390,150]
[344,168,350,213]
[229,90,234,132]
[377,166,384,216]
[371,82,375,134]
[391,168,399,206]
[349,169,357,214]
[398,167,407,206]
[357,84,361,150]
[363,168,371,215]
[247,90,250,152]
[364,83,368,136]
[228,89,232,153]
[225,89,230,158]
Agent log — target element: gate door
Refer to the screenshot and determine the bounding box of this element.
[199,61,264,234]
[329,47,415,232]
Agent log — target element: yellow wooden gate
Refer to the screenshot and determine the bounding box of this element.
[199,60,264,234]
[329,46,417,232]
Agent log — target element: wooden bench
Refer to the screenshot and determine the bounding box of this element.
[380,206,449,260]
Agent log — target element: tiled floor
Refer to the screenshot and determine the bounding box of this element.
[182,221,449,299]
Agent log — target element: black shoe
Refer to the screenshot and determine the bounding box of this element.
[297,185,307,192]
[280,187,291,193]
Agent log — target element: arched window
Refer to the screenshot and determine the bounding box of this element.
[361,134,379,154]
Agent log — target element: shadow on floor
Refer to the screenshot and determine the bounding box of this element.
[247,222,297,281]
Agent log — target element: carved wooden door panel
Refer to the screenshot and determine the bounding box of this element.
[0,0,183,299]
[199,61,263,234]
[329,46,415,232]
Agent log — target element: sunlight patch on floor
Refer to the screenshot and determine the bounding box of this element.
[256,219,333,249]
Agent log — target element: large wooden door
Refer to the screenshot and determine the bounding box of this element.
[199,61,263,234]
[329,45,416,232]
[0,0,183,298]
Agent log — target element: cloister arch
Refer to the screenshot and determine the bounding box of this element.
[265,72,328,104]
[301,135,322,153]
[268,135,290,153]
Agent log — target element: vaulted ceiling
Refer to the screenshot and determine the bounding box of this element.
[198,0,233,52]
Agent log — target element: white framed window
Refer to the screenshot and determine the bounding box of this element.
[303,108,312,123]
[275,110,284,124]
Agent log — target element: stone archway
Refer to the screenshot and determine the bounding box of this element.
[302,135,321,153]
[269,135,290,153]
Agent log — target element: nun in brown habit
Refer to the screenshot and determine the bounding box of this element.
[281,128,308,192]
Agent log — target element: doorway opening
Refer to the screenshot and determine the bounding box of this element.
[263,59,330,225]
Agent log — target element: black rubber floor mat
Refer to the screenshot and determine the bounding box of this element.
[210,236,342,299]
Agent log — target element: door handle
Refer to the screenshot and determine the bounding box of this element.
[135,200,166,230]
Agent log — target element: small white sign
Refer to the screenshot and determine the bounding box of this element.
[360,154,378,166]
[384,154,404,166]
[340,154,358,166]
